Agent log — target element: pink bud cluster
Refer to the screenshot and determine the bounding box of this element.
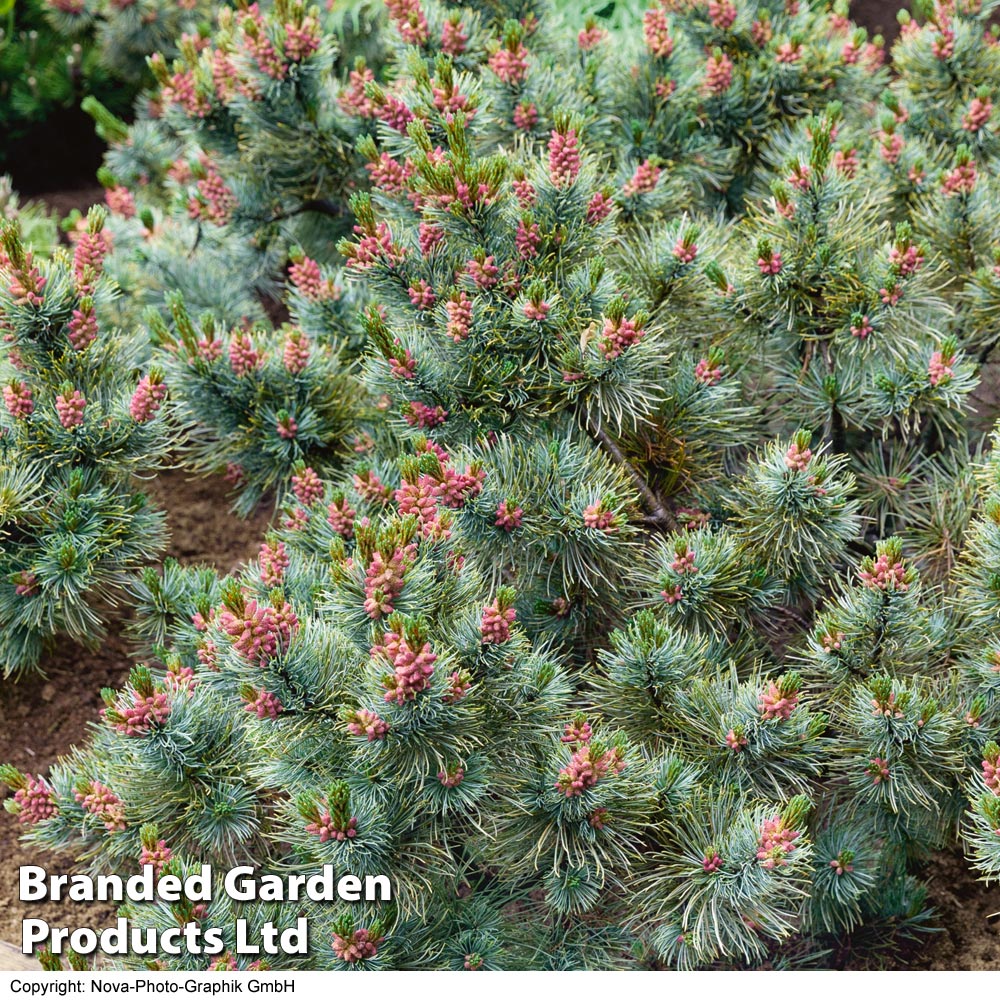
[198,639,219,673]
[643,8,674,57]
[327,496,356,539]
[599,316,646,360]
[515,219,541,259]
[513,178,536,208]
[386,0,428,45]
[556,744,625,797]
[942,160,977,196]
[725,728,747,751]
[292,466,324,506]
[374,630,437,704]
[870,690,903,719]
[55,390,86,430]
[346,221,406,271]
[784,441,811,471]
[283,331,311,373]
[859,553,908,592]
[757,817,800,868]
[709,0,737,28]
[219,599,299,665]
[346,709,390,741]
[442,18,468,54]
[928,349,955,386]
[160,65,211,116]
[850,315,873,339]
[446,292,473,342]
[671,549,698,575]
[488,42,529,84]
[786,163,811,190]
[702,850,724,873]
[284,15,321,62]
[495,500,523,531]
[395,475,443,535]
[332,928,382,964]
[419,222,444,255]
[13,571,38,597]
[438,765,464,788]
[878,131,904,165]
[404,400,448,429]
[379,94,414,134]
[68,305,98,350]
[703,52,734,95]
[523,299,550,321]
[963,96,993,132]
[821,630,845,652]
[672,236,698,263]
[822,849,852,877]
[339,66,377,117]
[105,185,136,219]
[751,18,772,44]
[75,781,126,832]
[465,254,500,288]
[694,357,722,385]
[3,381,34,419]
[139,839,173,874]
[757,249,783,275]
[259,541,289,586]
[7,251,46,306]
[982,754,1000,794]
[865,757,890,784]
[112,691,171,736]
[513,102,538,130]
[188,159,237,225]
[481,602,516,644]
[73,228,110,291]
[775,40,802,63]
[889,242,924,276]
[13,775,57,825]
[759,681,799,721]
[306,811,357,842]
[932,23,955,59]
[623,159,660,197]
[363,545,414,619]
[442,671,472,704]
[407,280,436,311]
[582,502,619,533]
[879,283,902,307]
[578,24,607,49]
[289,256,338,302]
[130,375,167,423]
[277,414,299,440]
[241,8,286,78]
[229,333,261,376]
[548,129,581,187]
[833,147,860,177]
[561,719,592,744]
[586,190,614,224]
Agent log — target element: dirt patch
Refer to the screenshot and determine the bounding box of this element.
[31,186,106,224]
[0,468,272,961]
[909,852,1000,969]
[146,466,272,575]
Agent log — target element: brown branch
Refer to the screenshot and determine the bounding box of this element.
[587,420,674,531]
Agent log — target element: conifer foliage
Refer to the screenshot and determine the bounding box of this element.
[8,0,1000,974]
[0,208,173,676]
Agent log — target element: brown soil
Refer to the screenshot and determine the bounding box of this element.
[908,853,1000,969]
[0,467,271,960]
